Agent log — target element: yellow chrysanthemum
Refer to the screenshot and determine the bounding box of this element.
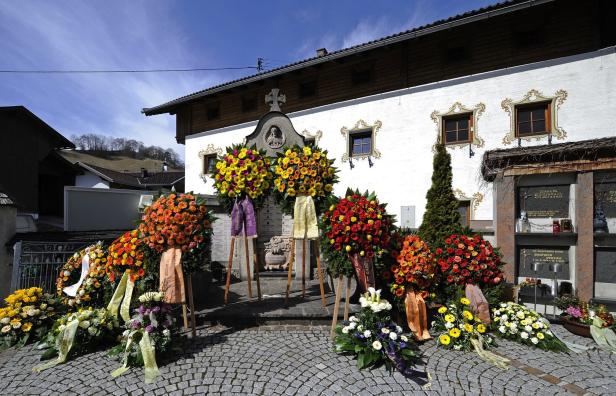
[477,324,486,333]
[21,322,32,332]
[444,314,455,323]
[536,332,545,340]
[464,323,474,333]
[437,306,447,314]
[460,297,471,306]
[449,328,461,338]
[439,334,451,345]
[463,310,474,321]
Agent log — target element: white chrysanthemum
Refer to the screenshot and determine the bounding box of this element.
[395,326,403,333]
[0,317,9,325]
[348,322,356,329]
[372,341,382,351]
[516,311,525,319]
[342,327,349,334]
[501,314,508,321]
[349,316,358,322]
[400,335,408,342]
[520,331,529,339]
[363,330,372,338]
[381,328,390,334]
[454,345,461,350]
[389,332,398,341]
[163,329,171,337]
[359,297,369,308]
[525,325,533,332]
[500,303,507,308]
[445,322,454,329]
[499,326,506,333]
[357,325,363,332]
[531,337,539,344]
[510,328,518,334]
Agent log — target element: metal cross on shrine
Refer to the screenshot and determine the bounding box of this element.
[265,88,286,112]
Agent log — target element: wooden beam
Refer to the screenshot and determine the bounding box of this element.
[503,158,616,177]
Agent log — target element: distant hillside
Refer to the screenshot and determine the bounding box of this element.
[59,150,183,172]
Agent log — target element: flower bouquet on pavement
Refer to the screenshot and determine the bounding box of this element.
[56,242,109,308]
[35,307,120,372]
[334,288,428,385]
[110,291,176,384]
[433,296,508,369]
[0,287,59,349]
[386,234,436,340]
[492,302,567,352]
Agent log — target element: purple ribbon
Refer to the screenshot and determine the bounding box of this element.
[231,196,257,237]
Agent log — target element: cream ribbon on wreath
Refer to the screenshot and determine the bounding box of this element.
[470,335,510,370]
[33,318,80,372]
[62,252,90,297]
[107,270,135,323]
[111,330,160,384]
[293,195,319,240]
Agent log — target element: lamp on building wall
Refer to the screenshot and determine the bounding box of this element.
[468,144,475,158]
[368,156,374,168]
[200,174,208,184]
[349,158,355,169]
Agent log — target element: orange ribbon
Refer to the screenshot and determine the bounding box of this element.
[465,284,491,324]
[404,289,431,341]
[159,248,186,304]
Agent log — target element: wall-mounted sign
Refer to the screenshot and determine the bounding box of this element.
[519,247,570,279]
[595,182,616,218]
[518,185,569,218]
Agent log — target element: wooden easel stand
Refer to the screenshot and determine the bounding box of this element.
[284,238,327,306]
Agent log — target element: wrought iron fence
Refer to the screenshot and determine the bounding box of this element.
[10,241,91,294]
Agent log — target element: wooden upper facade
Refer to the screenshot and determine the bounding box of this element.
[143,0,616,144]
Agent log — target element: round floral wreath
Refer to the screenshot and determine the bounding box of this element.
[273,145,337,214]
[212,144,273,210]
[56,242,108,307]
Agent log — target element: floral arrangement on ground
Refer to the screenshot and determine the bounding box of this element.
[492,302,567,352]
[555,295,615,329]
[334,288,428,384]
[432,296,493,351]
[212,144,273,210]
[272,145,337,215]
[106,229,146,283]
[0,287,59,349]
[56,242,109,308]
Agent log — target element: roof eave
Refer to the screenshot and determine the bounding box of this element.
[142,0,552,116]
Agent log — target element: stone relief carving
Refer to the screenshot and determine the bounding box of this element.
[501,89,568,145]
[263,235,293,271]
[198,144,223,182]
[340,119,382,162]
[431,102,485,151]
[264,125,285,149]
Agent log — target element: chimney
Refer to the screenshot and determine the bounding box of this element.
[141,168,149,178]
[162,161,168,172]
[316,48,328,57]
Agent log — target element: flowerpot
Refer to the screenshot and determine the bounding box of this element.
[561,317,592,338]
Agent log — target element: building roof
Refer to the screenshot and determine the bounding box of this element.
[0,191,15,206]
[143,0,551,116]
[481,136,616,181]
[0,106,74,149]
[77,162,185,188]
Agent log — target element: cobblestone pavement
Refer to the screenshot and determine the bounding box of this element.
[0,324,615,395]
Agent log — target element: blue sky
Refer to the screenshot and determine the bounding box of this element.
[0,0,498,157]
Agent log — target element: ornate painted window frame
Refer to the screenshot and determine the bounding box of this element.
[431,102,485,149]
[453,189,484,219]
[198,144,223,183]
[501,89,568,145]
[340,119,382,162]
[300,129,323,145]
